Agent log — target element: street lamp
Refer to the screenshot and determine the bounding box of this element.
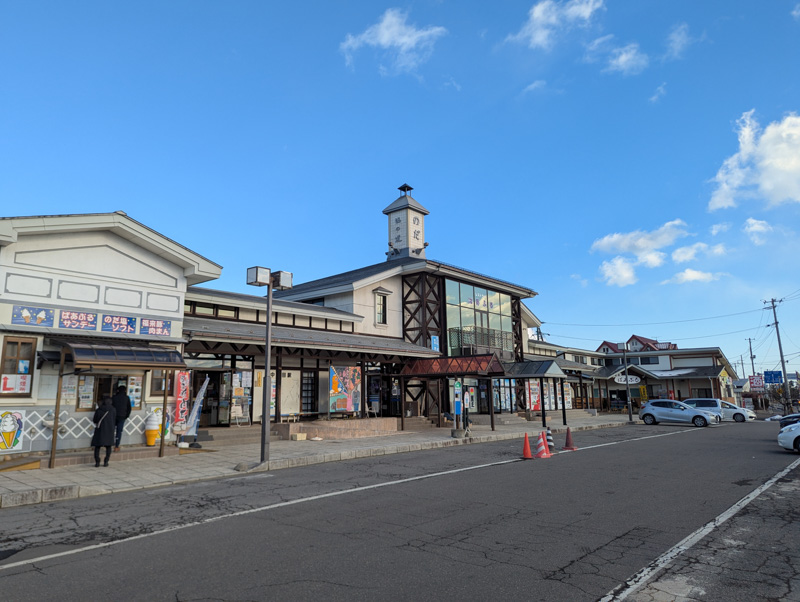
[247,267,292,465]
[619,342,634,423]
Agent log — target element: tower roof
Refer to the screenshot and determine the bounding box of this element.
[382,183,430,216]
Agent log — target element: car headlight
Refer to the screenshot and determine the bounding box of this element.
[779,424,800,434]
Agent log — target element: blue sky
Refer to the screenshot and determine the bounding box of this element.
[2,1,799,379]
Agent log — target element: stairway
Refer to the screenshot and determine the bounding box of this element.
[193,425,279,448]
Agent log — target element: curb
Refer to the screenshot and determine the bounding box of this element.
[0,421,627,509]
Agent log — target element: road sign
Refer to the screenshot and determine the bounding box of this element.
[749,375,764,391]
[764,371,783,384]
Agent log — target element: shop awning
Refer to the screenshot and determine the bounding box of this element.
[50,339,186,370]
[501,360,566,379]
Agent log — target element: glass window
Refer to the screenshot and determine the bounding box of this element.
[499,293,511,316]
[474,288,488,311]
[489,313,502,331]
[149,370,174,396]
[460,307,475,328]
[376,294,387,325]
[488,290,500,313]
[217,305,237,318]
[459,283,474,308]
[501,315,512,332]
[445,280,460,305]
[195,304,215,316]
[446,304,461,331]
[1,336,36,397]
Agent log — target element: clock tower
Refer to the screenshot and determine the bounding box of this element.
[383,184,429,261]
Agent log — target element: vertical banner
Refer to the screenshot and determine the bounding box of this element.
[563,383,572,409]
[184,377,210,438]
[174,371,190,428]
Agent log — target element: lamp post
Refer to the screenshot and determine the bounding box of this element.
[247,267,292,465]
[619,342,634,423]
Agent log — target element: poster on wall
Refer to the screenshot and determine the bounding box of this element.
[556,381,563,409]
[0,410,26,454]
[60,374,78,402]
[329,366,361,413]
[174,371,190,426]
[564,383,572,409]
[1,374,31,394]
[127,376,143,409]
[77,375,95,409]
[11,305,55,327]
[527,380,541,411]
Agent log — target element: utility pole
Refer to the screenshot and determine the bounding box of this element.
[747,338,760,409]
[765,298,792,412]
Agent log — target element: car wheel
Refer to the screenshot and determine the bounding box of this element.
[693,416,707,427]
[795,438,800,453]
[733,413,745,422]
[642,414,656,425]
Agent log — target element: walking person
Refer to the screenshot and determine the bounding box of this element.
[92,395,117,467]
[112,385,132,451]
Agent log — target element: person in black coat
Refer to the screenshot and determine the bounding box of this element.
[111,385,132,451]
[92,395,117,467]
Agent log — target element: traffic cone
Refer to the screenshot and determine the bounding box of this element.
[545,427,555,452]
[522,433,533,460]
[534,432,551,458]
[562,427,578,451]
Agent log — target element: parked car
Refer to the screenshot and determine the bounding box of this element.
[639,400,719,427]
[681,398,724,422]
[779,413,800,429]
[777,422,800,452]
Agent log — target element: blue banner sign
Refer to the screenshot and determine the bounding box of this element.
[764,370,783,384]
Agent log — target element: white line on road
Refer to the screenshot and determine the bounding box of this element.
[0,427,755,574]
[599,456,800,601]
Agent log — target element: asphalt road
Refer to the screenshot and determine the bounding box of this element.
[0,421,797,601]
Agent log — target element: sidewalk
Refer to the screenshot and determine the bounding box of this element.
[0,413,633,509]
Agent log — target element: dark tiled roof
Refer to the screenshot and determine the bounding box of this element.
[183,317,438,357]
[186,286,359,319]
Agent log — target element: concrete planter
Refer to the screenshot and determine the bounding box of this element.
[450,429,466,438]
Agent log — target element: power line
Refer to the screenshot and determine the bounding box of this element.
[543,307,764,327]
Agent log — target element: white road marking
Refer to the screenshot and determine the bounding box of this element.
[0,427,766,575]
[600,456,800,601]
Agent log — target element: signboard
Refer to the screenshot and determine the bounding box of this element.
[764,371,783,385]
[431,335,440,352]
[141,319,171,336]
[614,375,641,384]
[527,380,541,411]
[639,385,649,403]
[102,314,137,333]
[1,374,31,394]
[749,375,765,392]
[11,305,55,327]
[59,311,98,330]
[0,410,26,454]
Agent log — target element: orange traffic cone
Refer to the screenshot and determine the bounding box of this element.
[522,433,533,460]
[562,427,578,451]
[534,432,551,458]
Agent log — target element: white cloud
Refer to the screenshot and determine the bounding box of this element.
[523,80,547,93]
[792,4,800,20]
[507,0,604,50]
[661,269,724,285]
[570,273,589,287]
[649,82,666,103]
[671,243,707,263]
[709,243,727,256]
[599,256,637,287]
[340,9,447,73]
[743,217,773,245]
[709,110,800,210]
[665,23,691,60]
[710,222,730,235]
[591,219,689,259]
[605,42,649,75]
[443,76,462,92]
[637,251,666,268]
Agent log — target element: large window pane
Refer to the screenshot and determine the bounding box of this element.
[445,279,460,305]
[446,305,460,331]
[460,307,475,328]
[459,283,474,308]
[499,293,511,316]
[501,315,512,332]
[489,313,502,331]
[474,288,487,311]
[488,290,500,313]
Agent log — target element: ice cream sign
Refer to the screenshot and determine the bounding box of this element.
[11,306,55,327]
[0,411,25,453]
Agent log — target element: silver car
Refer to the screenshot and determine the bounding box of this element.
[639,399,718,427]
